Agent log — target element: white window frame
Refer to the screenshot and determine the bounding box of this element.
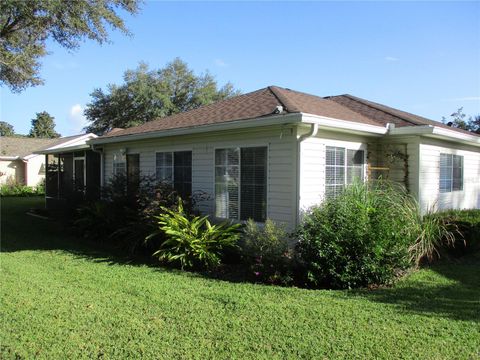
[325,145,366,198]
[73,152,86,192]
[439,153,464,193]
[214,144,269,222]
[113,152,126,176]
[155,150,192,185]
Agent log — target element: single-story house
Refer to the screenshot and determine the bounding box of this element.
[0,137,65,186]
[34,133,100,208]
[41,86,480,229]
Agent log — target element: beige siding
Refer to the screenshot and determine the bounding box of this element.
[102,125,298,228]
[25,155,46,186]
[419,138,480,212]
[299,129,371,213]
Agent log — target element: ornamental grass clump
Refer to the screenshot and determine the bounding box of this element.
[296,181,419,289]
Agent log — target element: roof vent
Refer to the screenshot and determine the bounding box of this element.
[447,121,453,127]
[274,105,284,114]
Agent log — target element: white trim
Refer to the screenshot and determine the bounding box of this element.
[89,114,302,145]
[213,144,269,222]
[0,156,20,160]
[389,125,480,147]
[301,113,388,135]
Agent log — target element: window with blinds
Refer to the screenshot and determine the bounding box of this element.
[326,146,365,198]
[215,146,267,222]
[156,151,192,199]
[440,153,463,193]
[113,153,126,175]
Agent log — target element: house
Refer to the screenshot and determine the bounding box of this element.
[41,86,480,228]
[0,137,61,186]
[34,134,100,208]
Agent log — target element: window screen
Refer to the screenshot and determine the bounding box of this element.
[240,147,267,222]
[326,146,365,198]
[440,153,463,193]
[156,151,192,199]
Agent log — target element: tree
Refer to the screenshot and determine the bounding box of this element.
[84,58,240,135]
[0,0,141,92]
[442,107,480,134]
[0,121,15,136]
[29,111,60,138]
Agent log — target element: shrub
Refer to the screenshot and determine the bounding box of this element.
[241,219,293,285]
[296,181,419,289]
[146,199,241,270]
[0,181,44,197]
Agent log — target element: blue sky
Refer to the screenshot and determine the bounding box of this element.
[1,1,479,136]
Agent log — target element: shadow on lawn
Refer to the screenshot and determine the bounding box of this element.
[3,197,479,322]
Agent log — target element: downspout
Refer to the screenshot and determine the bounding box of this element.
[295,122,319,227]
[91,145,104,187]
[22,159,28,186]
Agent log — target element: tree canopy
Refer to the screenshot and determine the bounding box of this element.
[29,111,60,138]
[442,107,480,134]
[0,121,15,136]
[0,0,141,92]
[84,58,240,135]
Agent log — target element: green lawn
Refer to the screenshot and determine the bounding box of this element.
[1,197,479,359]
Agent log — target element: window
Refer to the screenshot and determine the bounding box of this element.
[127,154,140,192]
[113,153,126,175]
[440,153,463,193]
[325,146,365,198]
[156,151,192,199]
[215,146,267,222]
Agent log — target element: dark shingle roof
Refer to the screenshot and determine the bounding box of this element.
[0,137,58,158]
[96,86,479,140]
[326,94,479,137]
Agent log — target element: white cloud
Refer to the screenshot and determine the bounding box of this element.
[214,58,228,68]
[68,104,88,134]
[384,56,399,62]
[445,96,480,102]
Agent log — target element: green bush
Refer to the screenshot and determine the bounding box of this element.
[0,182,44,197]
[147,199,241,270]
[296,181,419,289]
[429,209,480,256]
[241,219,293,285]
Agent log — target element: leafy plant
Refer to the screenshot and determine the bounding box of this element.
[241,219,293,285]
[0,179,45,197]
[147,199,241,270]
[296,181,418,289]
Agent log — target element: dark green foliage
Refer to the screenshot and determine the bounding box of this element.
[296,182,418,289]
[0,121,14,136]
[147,199,241,270]
[0,0,140,92]
[240,219,294,285]
[84,59,240,135]
[73,173,180,256]
[28,111,60,138]
[0,182,44,196]
[442,107,480,134]
[430,209,480,255]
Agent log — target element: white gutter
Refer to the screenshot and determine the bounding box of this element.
[301,113,388,135]
[389,125,480,147]
[88,113,303,145]
[0,156,20,160]
[35,144,91,155]
[91,145,104,187]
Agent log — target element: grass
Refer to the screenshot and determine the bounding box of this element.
[1,197,479,359]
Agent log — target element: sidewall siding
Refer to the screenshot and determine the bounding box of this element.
[419,138,480,212]
[102,125,298,228]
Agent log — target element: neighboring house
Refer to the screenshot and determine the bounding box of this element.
[41,86,480,228]
[0,137,60,186]
[35,133,99,209]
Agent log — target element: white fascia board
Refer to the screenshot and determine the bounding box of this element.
[301,113,388,135]
[35,144,91,155]
[389,125,480,147]
[0,156,20,160]
[88,113,302,145]
[46,133,97,150]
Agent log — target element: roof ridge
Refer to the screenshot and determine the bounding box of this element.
[267,86,301,112]
[338,94,425,127]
